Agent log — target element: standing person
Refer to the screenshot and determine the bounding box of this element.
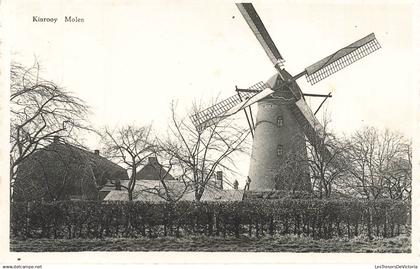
[233,179,239,190]
[244,176,251,190]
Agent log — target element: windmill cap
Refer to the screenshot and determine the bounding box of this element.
[266,73,281,89]
[265,69,302,100]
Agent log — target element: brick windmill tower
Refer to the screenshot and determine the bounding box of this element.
[190,3,381,191]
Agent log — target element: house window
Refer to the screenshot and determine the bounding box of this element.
[277,144,283,157]
[277,116,284,127]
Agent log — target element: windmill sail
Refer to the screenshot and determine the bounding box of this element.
[236,3,285,68]
[191,82,272,131]
[305,33,381,85]
[290,98,332,160]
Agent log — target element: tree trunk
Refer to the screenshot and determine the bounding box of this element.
[383,207,387,237]
[234,216,240,238]
[269,217,274,236]
[128,164,136,201]
[367,208,373,240]
[337,221,341,237]
[215,213,220,236]
[248,218,252,237]
[208,212,215,236]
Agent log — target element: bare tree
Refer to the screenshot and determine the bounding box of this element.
[160,101,251,201]
[10,62,90,197]
[343,127,411,200]
[382,142,411,201]
[306,117,349,198]
[100,125,154,201]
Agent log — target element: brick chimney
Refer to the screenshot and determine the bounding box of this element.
[94,149,100,155]
[115,179,121,190]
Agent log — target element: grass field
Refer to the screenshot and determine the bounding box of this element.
[11,234,410,252]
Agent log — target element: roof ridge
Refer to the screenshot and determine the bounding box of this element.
[48,141,126,170]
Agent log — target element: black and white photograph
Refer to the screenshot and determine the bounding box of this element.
[0,0,419,267]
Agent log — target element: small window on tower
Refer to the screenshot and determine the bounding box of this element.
[277,144,283,157]
[277,116,284,127]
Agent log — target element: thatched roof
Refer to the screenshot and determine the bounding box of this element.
[13,138,128,201]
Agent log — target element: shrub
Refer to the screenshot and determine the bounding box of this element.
[10,198,409,240]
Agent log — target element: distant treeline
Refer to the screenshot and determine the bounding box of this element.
[11,199,409,240]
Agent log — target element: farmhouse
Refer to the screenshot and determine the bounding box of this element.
[102,156,244,202]
[13,136,128,201]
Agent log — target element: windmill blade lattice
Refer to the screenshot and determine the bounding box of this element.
[305,33,381,85]
[191,81,267,131]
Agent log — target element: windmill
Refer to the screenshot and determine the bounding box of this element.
[190,3,381,191]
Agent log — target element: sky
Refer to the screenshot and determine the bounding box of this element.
[7,0,418,186]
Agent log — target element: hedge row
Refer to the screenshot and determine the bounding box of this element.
[10,199,409,240]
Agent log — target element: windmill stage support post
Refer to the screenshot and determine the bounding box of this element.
[236,86,254,138]
[314,92,332,115]
[236,87,256,130]
[248,105,255,131]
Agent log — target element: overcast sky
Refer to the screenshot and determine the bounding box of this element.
[8,0,417,185]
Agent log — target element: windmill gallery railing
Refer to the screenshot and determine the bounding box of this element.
[11,199,409,240]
